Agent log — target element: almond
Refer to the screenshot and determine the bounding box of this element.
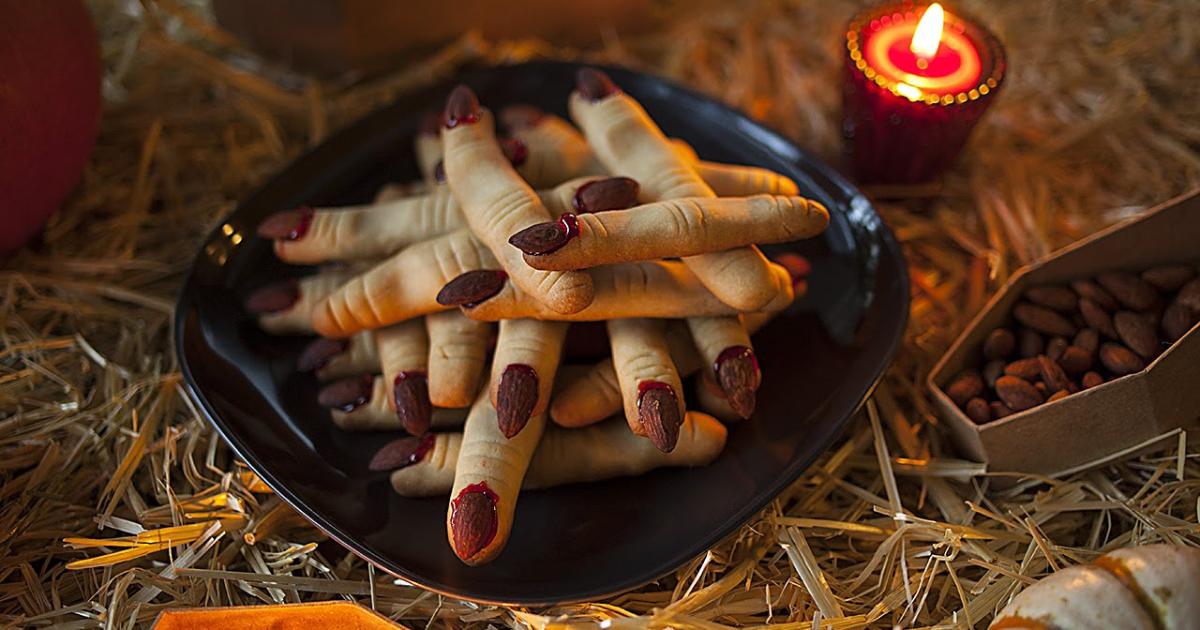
[1162,300,1198,342]
[983,359,1006,388]
[1018,328,1044,358]
[990,401,1014,419]
[1099,342,1146,376]
[996,376,1044,411]
[1113,311,1160,359]
[964,397,992,424]
[1177,277,1200,312]
[1079,298,1118,338]
[945,370,984,406]
[1046,389,1070,403]
[1045,336,1068,361]
[983,328,1016,360]
[1097,271,1158,311]
[1058,346,1093,375]
[1141,265,1196,292]
[1081,371,1105,389]
[1013,302,1076,337]
[1024,285,1078,311]
[1038,355,1072,392]
[1073,328,1100,355]
[1004,358,1042,380]
[1071,279,1118,311]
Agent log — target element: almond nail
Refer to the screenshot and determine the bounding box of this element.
[317,374,373,412]
[369,433,435,472]
[443,84,481,128]
[436,270,508,307]
[572,177,640,213]
[297,337,349,372]
[244,280,299,314]
[499,137,528,167]
[508,213,579,256]
[257,207,313,240]
[498,104,545,131]
[496,364,538,438]
[715,345,760,419]
[637,381,681,452]
[450,482,498,561]
[393,371,431,436]
[576,68,619,101]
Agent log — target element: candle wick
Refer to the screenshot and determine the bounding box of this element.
[916,58,930,70]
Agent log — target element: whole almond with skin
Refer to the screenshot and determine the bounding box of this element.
[1045,336,1068,361]
[1013,302,1077,337]
[1073,328,1100,355]
[1141,265,1196,292]
[1071,279,1119,311]
[990,401,1014,419]
[945,370,984,406]
[983,359,1006,388]
[1038,355,1072,392]
[1058,346,1093,375]
[1034,381,1048,394]
[1097,271,1158,311]
[1177,277,1200,312]
[1079,298,1118,338]
[1162,300,1198,342]
[964,397,992,424]
[1113,311,1160,358]
[1004,358,1042,380]
[1018,328,1044,358]
[1081,371,1105,389]
[983,328,1016,360]
[996,376,1044,411]
[1046,390,1070,403]
[1099,342,1146,376]
[1024,285,1078,312]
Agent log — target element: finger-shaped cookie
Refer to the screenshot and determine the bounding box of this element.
[425,310,491,408]
[383,412,727,497]
[447,387,545,565]
[438,260,793,322]
[261,187,468,265]
[509,194,829,269]
[491,319,568,438]
[312,229,496,337]
[695,370,742,422]
[441,85,593,314]
[416,111,443,183]
[569,68,783,311]
[376,320,431,436]
[607,318,685,452]
[552,311,775,426]
[319,374,465,432]
[669,138,800,197]
[500,104,607,186]
[686,316,759,419]
[298,331,380,380]
[247,270,352,335]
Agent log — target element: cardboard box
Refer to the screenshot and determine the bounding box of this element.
[928,189,1200,476]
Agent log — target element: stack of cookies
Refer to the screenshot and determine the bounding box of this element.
[246,69,830,566]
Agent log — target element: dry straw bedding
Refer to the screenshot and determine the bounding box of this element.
[2,0,1199,627]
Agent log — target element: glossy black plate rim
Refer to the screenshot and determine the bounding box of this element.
[174,60,909,605]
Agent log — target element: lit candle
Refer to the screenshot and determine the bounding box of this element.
[842,2,1006,185]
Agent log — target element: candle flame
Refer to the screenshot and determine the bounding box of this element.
[911,3,945,59]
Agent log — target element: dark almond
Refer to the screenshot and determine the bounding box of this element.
[1073,328,1100,355]
[1018,328,1044,358]
[1046,390,1070,403]
[449,483,498,562]
[990,401,1014,419]
[1071,279,1119,311]
[1013,302,1077,337]
[964,397,992,424]
[1035,381,1048,394]
[496,364,539,438]
[1162,300,1198,342]
[1024,285,1078,311]
[983,359,1006,388]
[1038,355,1071,392]
[1058,346,1093,375]
[995,375,1044,411]
[1141,265,1196,292]
[1177,278,1200,312]
[1004,358,1042,381]
[369,433,435,472]
[638,382,682,452]
[1097,271,1158,311]
[944,370,985,406]
[1081,371,1105,389]
[983,328,1016,360]
[436,270,508,307]
[572,177,640,213]
[715,346,761,419]
[1045,336,1068,361]
[1079,298,1118,338]
[1113,311,1160,359]
[1099,342,1146,376]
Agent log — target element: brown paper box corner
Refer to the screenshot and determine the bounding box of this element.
[928,189,1200,477]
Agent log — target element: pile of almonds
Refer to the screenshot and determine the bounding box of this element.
[945,264,1200,424]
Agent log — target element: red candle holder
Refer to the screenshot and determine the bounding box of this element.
[842,2,1006,185]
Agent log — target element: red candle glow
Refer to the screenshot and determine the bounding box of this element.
[843,2,1005,184]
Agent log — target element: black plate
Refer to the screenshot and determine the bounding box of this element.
[175,61,909,605]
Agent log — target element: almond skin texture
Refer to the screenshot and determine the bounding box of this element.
[1013,302,1076,337]
[1141,265,1196,292]
[982,359,1006,388]
[1099,342,1146,376]
[1045,336,1068,362]
[1018,328,1044,358]
[1073,328,1100,355]
[1058,346,1093,375]
[1079,298,1118,338]
[995,376,1044,411]
[1097,271,1158,311]
[1113,311,1160,359]
[1024,285,1078,312]
[1038,355,1072,392]
[983,328,1016,360]
[990,401,1014,419]
[964,397,992,424]
[1071,279,1119,311]
[1081,371,1105,389]
[1003,358,1042,381]
[1177,277,1200,312]
[1046,389,1070,403]
[1162,300,1198,342]
[945,371,984,406]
